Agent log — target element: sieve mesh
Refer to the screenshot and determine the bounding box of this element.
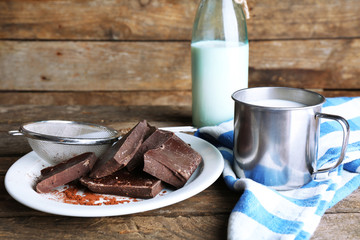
[20,120,119,145]
[13,120,120,164]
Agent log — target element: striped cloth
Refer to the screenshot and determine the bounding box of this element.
[195,97,360,240]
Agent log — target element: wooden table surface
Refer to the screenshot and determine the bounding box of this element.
[1,104,359,240]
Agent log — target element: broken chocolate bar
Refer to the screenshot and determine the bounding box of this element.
[89,120,153,178]
[143,134,202,188]
[126,129,174,171]
[80,169,165,199]
[36,152,97,193]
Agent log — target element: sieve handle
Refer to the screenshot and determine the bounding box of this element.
[8,130,23,136]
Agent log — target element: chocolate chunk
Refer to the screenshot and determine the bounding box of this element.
[36,152,97,193]
[80,169,165,199]
[126,129,174,171]
[143,134,202,188]
[89,120,152,178]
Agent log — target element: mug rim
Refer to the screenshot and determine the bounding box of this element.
[232,87,326,110]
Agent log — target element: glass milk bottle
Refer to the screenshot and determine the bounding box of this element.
[191,0,249,127]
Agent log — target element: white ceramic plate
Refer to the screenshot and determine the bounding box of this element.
[5,133,224,217]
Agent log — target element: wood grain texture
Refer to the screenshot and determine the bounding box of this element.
[0,215,229,240]
[1,0,360,40]
[0,0,197,41]
[249,39,360,89]
[2,90,360,107]
[327,188,360,214]
[313,213,360,239]
[0,41,191,91]
[0,91,192,106]
[0,105,192,126]
[1,39,360,92]
[315,90,360,98]
[247,0,360,40]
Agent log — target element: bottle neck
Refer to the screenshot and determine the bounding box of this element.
[234,0,250,19]
[192,0,248,43]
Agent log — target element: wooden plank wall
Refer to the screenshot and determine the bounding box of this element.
[1,0,360,107]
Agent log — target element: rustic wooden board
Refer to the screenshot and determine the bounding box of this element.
[1,39,360,92]
[327,188,360,214]
[3,90,360,107]
[313,213,360,239]
[247,0,360,40]
[0,0,197,41]
[0,41,191,91]
[0,157,15,175]
[1,0,360,40]
[0,215,229,240]
[0,91,192,106]
[0,105,192,126]
[249,39,360,89]
[0,214,358,240]
[0,214,359,240]
[316,90,360,98]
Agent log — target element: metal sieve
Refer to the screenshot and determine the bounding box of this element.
[9,120,120,165]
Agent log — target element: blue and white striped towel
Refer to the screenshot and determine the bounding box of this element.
[195,97,360,240]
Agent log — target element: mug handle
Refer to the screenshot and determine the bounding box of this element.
[314,113,350,173]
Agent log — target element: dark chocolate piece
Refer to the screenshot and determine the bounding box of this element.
[36,152,97,193]
[89,120,151,178]
[143,134,202,188]
[126,129,174,171]
[80,169,165,199]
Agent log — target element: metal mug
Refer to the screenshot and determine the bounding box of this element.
[232,87,350,190]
